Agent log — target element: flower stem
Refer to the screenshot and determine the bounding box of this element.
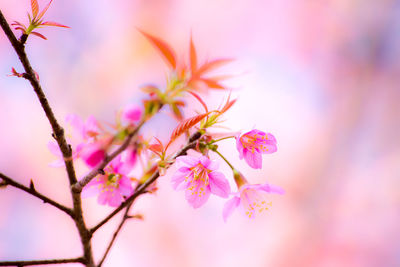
[209,136,236,144]
[213,149,235,170]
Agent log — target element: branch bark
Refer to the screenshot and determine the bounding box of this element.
[0,173,73,217]
[0,257,85,266]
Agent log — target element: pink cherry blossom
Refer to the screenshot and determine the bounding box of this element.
[236,129,277,169]
[66,114,101,141]
[171,155,230,208]
[122,104,142,123]
[82,156,134,207]
[223,182,284,222]
[47,140,82,167]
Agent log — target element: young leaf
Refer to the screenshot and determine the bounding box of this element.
[168,113,208,147]
[200,78,225,90]
[139,30,177,69]
[41,21,70,28]
[195,58,234,77]
[37,0,53,21]
[31,0,39,18]
[187,90,208,113]
[190,34,197,74]
[30,31,47,40]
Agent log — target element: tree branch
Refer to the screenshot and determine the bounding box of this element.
[0,10,95,266]
[0,257,85,266]
[72,120,145,193]
[0,173,74,217]
[90,131,202,235]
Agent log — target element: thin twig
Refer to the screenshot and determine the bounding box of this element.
[0,173,74,217]
[90,131,202,234]
[0,257,85,266]
[72,120,145,193]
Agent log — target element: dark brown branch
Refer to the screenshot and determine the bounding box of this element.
[0,173,74,217]
[0,257,85,266]
[90,131,202,234]
[72,120,145,193]
[0,10,95,266]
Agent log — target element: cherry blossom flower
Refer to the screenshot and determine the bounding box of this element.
[82,156,134,207]
[122,104,142,124]
[65,114,107,167]
[171,155,230,208]
[223,171,284,221]
[47,140,79,167]
[236,129,277,169]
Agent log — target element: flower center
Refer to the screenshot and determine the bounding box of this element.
[240,133,270,153]
[185,163,210,197]
[241,188,272,218]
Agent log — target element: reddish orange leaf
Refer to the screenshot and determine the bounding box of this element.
[41,21,70,28]
[30,31,47,40]
[168,113,208,147]
[37,0,53,20]
[190,34,197,74]
[14,27,27,33]
[31,0,39,18]
[200,78,225,90]
[195,58,234,77]
[187,90,208,113]
[220,98,237,114]
[139,30,177,69]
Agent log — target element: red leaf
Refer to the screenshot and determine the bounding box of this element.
[148,137,164,155]
[168,113,208,147]
[139,30,177,69]
[14,27,27,34]
[31,0,39,18]
[190,34,197,74]
[41,21,70,28]
[187,90,208,113]
[195,58,234,77]
[200,78,226,90]
[30,31,47,40]
[37,0,53,20]
[220,97,237,114]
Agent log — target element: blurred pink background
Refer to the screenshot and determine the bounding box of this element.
[1,0,400,266]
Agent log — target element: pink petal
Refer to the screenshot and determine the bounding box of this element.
[47,141,62,157]
[261,142,277,154]
[80,143,105,167]
[118,149,137,175]
[260,183,285,195]
[209,171,230,198]
[171,170,187,190]
[223,196,240,222]
[81,184,100,198]
[108,193,123,207]
[48,159,64,168]
[66,114,85,139]
[243,149,262,169]
[118,177,133,196]
[185,187,210,208]
[97,191,110,205]
[123,104,142,123]
[84,115,100,137]
[236,136,244,159]
[175,155,199,168]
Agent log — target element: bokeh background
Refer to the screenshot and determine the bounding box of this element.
[1,0,400,266]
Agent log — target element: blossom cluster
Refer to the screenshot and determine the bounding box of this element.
[46,32,284,221]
